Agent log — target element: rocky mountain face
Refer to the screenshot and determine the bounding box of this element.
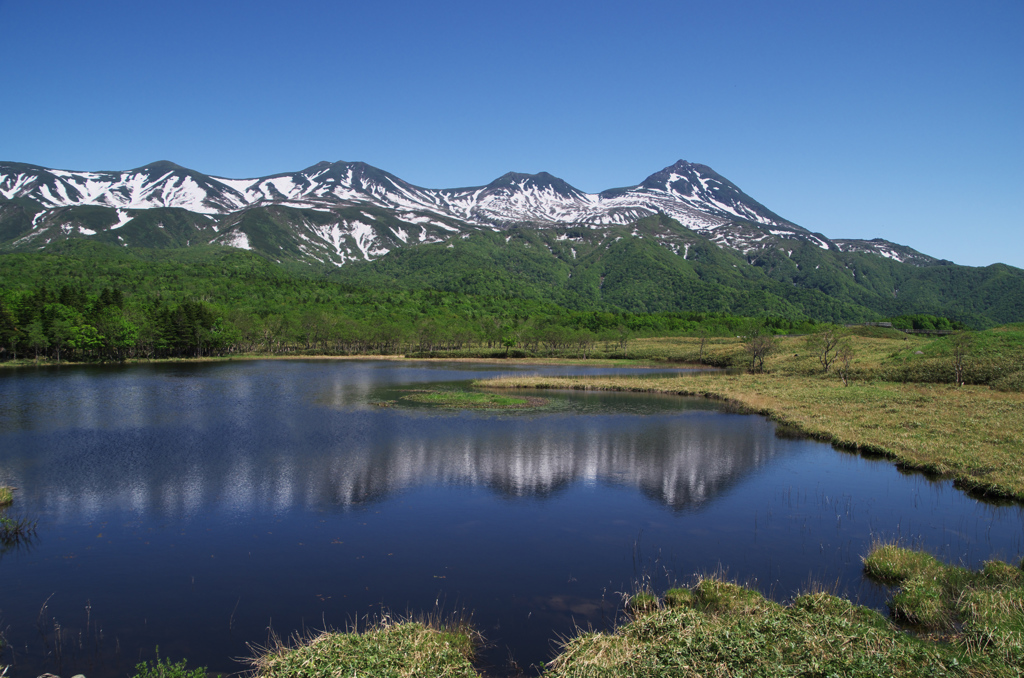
[0,158,938,268]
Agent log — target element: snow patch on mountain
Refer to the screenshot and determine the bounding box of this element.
[348,221,389,260]
[0,158,938,267]
[222,231,251,250]
[110,209,133,230]
[0,172,36,199]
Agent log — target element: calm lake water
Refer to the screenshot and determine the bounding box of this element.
[0,360,1021,677]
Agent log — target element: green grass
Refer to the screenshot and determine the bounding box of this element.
[121,550,1020,678]
[131,653,208,678]
[479,372,1024,500]
[543,574,1009,677]
[0,486,12,507]
[627,591,659,615]
[0,514,36,545]
[991,370,1024,393]
[864,544,1024,665]
[230,560,1020,676]
[249,618,479,678]
[398,389,549,410]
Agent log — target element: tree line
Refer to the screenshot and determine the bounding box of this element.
[0,280,829,363]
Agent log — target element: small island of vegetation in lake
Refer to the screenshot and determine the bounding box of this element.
[396,388,549,410]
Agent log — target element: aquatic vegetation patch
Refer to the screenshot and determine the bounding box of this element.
[0,487,12,507]
[399,388,549,410]
[0,514,36,547]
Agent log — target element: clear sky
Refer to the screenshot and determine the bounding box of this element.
[1,0,1021,268]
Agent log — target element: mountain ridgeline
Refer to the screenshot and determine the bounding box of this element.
[1,159,1022,326]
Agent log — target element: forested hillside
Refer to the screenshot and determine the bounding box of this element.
[0,241,822,363]
[331,215,1024,327]
[4,159,1023,336]
[2,211,1017,364]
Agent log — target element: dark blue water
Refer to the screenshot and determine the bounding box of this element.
[0,360,1021,677]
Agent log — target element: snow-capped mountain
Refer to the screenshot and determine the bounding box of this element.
[0,159,935,267]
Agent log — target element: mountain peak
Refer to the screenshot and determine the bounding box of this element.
[135,160,187,173]
[486,171,583,197]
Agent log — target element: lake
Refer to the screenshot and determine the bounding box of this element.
[0,360,1021,677]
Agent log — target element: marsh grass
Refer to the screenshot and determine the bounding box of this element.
[0,486,37,557]
[131,651,208,678]
[248,612,480,678]
[399,389,548,410]
[0,515,36,546]
[583,326,1024,387]
[543,571,1008,677]
[626,591,659,616]
[864,543,1024,665]
[478,372,1024,500]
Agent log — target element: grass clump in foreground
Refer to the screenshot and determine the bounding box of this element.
[250,617,479,678]
[545,570,1018,677]
[864,543,1024,665]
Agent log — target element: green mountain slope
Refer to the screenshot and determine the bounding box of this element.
[327,215,1024,326]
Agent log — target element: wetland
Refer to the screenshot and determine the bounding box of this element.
[0,359,1021,676]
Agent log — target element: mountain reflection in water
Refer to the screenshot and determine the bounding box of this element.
[3,374,779,518]
[1,360,1020,678]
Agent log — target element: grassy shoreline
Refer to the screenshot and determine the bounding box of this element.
[478,372,1024,501]
[543,547,1023,678]
[144,545,1023,678]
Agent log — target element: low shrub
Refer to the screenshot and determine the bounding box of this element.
[990,370,1024,393]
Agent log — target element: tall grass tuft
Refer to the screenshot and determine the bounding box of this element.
[864,542,1024,665]
[0,514,36,547]
[247,611,480,678]
[545,572,1004,678]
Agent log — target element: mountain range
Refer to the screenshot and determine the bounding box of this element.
[1,159,1021,325]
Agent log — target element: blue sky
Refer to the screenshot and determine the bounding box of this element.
[1,0,1021,268]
